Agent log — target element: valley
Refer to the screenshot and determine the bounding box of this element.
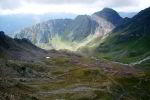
[0,31,150,100]
[0,6,150,100]
[1,49,149,100]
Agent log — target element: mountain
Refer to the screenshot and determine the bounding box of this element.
[0,31,46,99]
[66,15,99,41]
[95,7,150,64]
[93,8,123,26]
[0,31,45,60]
[15,19,73,44]
[15,8,124,50]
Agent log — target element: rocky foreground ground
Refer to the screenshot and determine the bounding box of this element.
[0,50,150,100]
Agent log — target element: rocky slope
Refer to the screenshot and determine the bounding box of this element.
[0,31,46,60]
[15,8,124,50]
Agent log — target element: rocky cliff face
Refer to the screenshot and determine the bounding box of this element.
[66,15,99,41]
[15,19,73,44]
[92,8,123,36]
[15,8,124,50]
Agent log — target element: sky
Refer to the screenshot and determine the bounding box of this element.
[0,0,150,15]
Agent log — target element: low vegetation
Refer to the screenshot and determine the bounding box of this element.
[0,50,149,100]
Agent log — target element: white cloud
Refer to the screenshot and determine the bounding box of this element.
[0,0,150,15]
[27,0,97,4]
[0,3,95,15]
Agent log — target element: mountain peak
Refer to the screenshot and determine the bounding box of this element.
[94,8,119,16]
[102,8,116,12]
[93,8,123,26]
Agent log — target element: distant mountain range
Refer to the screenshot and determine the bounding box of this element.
[0,12,136,37]
[15,8,125,50]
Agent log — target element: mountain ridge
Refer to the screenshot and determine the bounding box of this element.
[15,8,124,50]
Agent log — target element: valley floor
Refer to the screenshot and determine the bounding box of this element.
[0,50,150,100]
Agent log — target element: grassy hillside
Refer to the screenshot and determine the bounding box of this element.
[0,31,46,60]
[94,7,150,64]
